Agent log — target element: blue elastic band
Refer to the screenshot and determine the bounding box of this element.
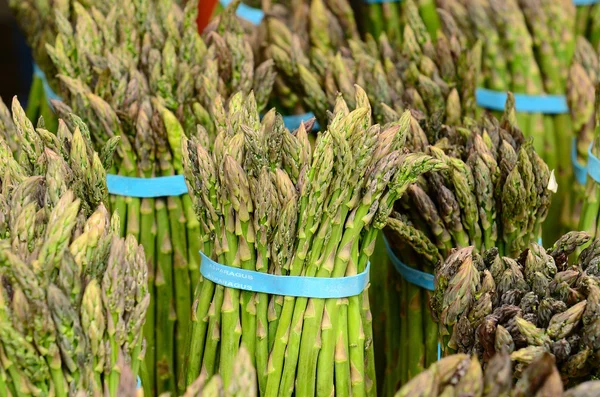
[137,377,142,389]
[219,0,264,25]
[572,138,588,185]
[475,88,569,114]
[106,174,188,197]
[33,63,61,104]
[282,112,320,131]
[573,0,600,5]
[199,251,370,298]
[588,143,600,184]
[382,237,434,291]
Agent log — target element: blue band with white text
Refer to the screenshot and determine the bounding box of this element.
[476,88,569,114]
[383,237,434,291]
[199,251,370,298]
[588,143,600,184]
[572,138,588,185]
[107,174,188,197]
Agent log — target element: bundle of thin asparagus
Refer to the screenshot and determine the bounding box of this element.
[395,350,600,397]
[433,231,600,384]
[11,1,275,395]
[181,86,445,396]
[0,97,149,396]
[438,0,578,241]
[377,93,553,394]
[263,0,479,129]
[361,0,441,47]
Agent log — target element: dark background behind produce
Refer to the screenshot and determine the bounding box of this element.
[0,0,33,105]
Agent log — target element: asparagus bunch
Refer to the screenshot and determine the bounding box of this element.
[433,230,600,384]
[361,0,441,47]
[377,93,553,394]
[439,0,579,242]
[395,350,600,397]
[0,97,149,397]
[263,0,479,129]
[12,1,275,395]
[182,86,445,397]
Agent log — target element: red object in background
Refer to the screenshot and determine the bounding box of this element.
[197,0,219,33]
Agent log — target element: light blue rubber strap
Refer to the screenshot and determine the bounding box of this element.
[282,112,320,131]
[588,143,600,184]
[572,138,588,185]
[137,377,142,389]
[219,0,264,25]
[200,251,370,298]
[476,88,569,114]
[33,63,62,104]
[574,0,600,5]
[383,237,434,291]
[107,174,188,197]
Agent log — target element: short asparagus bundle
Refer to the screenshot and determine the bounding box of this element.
[395,350,600,397]
[378,93,553,393]
[0,97,149,397]
[433,231,600,384]
[12,1,275,395]
[263,0,480,128]
[361,0,441,47]
[174,347,257,397]
[182,87,445,397]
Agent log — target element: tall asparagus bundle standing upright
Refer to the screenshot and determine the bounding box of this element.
[395,350,600,397]
[11,1,275,395]
[379,93,554,394]
[263,0,480,128]
[182,87,445,397]
[433,231,600,385]
[0,97,149,397]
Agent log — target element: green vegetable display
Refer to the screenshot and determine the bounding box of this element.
[0,97,149,397]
